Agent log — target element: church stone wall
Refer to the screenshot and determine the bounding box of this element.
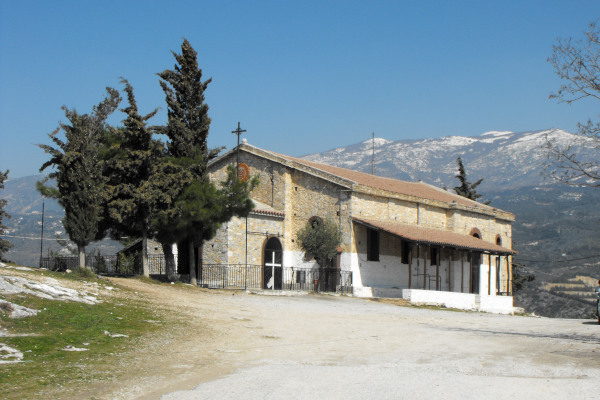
[447,210,512,249]
[227,214,284,266]
[208,151,287,211]
[285,170,353,254]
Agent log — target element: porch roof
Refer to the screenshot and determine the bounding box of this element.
[352,217,516,255]
[250,200,285,218]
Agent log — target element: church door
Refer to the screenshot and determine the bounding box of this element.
[263,237,282,290]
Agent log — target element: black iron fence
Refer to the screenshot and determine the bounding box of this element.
[38,255,353,294]
[199,264,352,294]
[39,256,80,272]
[39,255,139,276]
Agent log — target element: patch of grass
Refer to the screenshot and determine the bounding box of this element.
[0,287,170,399]
[72,266,97,279]
[135,275,167,285]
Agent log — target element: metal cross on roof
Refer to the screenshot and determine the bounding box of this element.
[231,121,247,172]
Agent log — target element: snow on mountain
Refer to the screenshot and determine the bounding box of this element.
[302,128,592,192]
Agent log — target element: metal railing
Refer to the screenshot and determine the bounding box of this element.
[39,256,79,272]
[199,264,352,294]
[38,255,353,294]
[39,255,138,276]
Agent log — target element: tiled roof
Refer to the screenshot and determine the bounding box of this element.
[353,217,515,255]
[252,145,507,215]
[250,200,285,218]
[212,143,514,220]
[281,153,492,210]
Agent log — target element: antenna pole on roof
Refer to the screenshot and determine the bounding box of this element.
[371,132,375,175]
[231,121,247,174]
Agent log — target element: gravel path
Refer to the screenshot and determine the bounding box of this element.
[157,294,599,400]
[85,277,598,400]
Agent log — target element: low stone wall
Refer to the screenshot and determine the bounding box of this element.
[403,289,478,311]
[479,294,514,314]
[400,289,515,314]
[353,286,404,298]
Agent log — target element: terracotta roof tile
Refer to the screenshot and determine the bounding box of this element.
[353,217,515,255]
[250,200,284,218]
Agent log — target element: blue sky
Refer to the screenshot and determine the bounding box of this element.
[1,0,599,178]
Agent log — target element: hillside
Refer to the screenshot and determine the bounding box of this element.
[1,175,121,267]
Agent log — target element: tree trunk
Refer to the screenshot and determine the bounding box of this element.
[196,244,203,285]
[141,230,149,277]
[189,239,196,285]
[78,245,86,270]
[162,242,176,281]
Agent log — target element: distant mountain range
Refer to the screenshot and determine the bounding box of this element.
[303,128,598,191]
[2,128,599,318]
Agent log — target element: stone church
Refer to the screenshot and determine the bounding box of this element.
[203,140,516,314]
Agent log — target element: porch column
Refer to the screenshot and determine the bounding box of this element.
[468,251,473,294]
[488,254,492,296]
[435,248,440,291]
[460,251,464,293]
[421,244,426,290]
[508,255,512,294]
[408,244,413,289]
[447,249,452,292]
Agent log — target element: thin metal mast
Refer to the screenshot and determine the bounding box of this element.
[371,132,375,175]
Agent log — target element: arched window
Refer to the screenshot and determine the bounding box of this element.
[469,228,482,239]
[495,234,502,246]
[308,216,322,229]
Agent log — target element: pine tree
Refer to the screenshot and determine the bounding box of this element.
[0,169,13,260]
[103,79,163,276]
[38,88,121,269]
[453,157,488,204]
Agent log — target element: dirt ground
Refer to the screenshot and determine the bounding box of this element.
[64,277,599,400]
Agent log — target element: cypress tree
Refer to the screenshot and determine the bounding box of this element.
[453,157,488,204]
[38,88,121,269]
[156,39,256,283]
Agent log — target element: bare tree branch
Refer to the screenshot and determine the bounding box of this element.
[544,21,600,187]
